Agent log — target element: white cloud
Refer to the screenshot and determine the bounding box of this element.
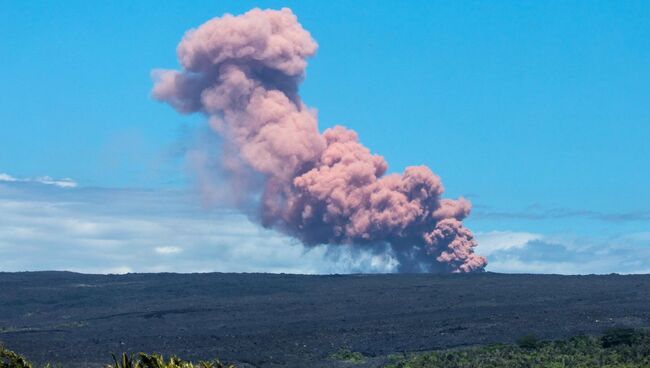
[34,176,78,188]
[0,183,397,274]
[1,176,649,275]
[487,258,580,274]
[0,172,77,188]
[103,266,133,275]
[484,234,650,275]
[0,173,17,182]
[155,246,182,255]
[475,231,542,256]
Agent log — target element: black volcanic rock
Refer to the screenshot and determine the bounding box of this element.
[1,272,649,367]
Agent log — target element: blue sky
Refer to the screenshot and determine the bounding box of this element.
[1,1,649,274]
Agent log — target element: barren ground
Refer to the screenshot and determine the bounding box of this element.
[1,272,649,367]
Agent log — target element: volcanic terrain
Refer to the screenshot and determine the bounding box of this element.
[1,272,649,367]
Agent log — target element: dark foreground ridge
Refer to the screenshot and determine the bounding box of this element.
[1,272,649,367]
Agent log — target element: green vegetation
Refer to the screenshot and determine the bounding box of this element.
[0,348,234,368]
[108,353,234,368]
[329,348,366,363]
[3,329,650,368]
[386,329,650,368]
[1,345,32,368]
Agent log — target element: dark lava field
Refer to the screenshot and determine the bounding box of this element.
[1,272,649,367]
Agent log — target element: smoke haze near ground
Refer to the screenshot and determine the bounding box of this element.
[152,8,486,273]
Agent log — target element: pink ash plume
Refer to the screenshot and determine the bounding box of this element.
[152,8,487,273]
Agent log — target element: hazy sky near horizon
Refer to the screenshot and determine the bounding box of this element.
[1,1,649,274]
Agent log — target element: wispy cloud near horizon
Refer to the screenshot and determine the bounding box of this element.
[0,173,77,188]
[476,231,650,274]
[1,174,649,275]
[474,204,650,222]
[0,177,399,274]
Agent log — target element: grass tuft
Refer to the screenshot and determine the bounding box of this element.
[329,348,366,363]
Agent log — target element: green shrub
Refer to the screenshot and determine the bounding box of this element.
[4,329,650,368]
[0,346,32,368]
[108,353,235,368]
[385,329,650,368]
[0,348,234,368]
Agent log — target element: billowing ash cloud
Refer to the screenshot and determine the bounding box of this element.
[152,8,487,273]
